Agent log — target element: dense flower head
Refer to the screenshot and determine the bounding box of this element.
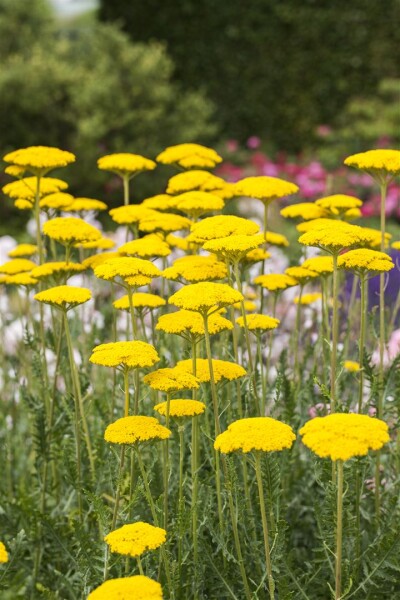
[154,399,206,418]
[236,313,280,332]
[139,212,192,234]
[299,223,377,253]
[98,153,156,176]
[42,217,102,245]
[187,215,259,243]
[79,237,116,250]
[31,261,86,281]
[203,234,264,262]
[3,146,75,173]
[104,416,170,444]
[0,542,8,563]
[156,309,233,337]
[65,198,108,212]
[301,256,334,275]
[170,191,224,217]
[315,194,363,215]
[113,293,166,311]
[141,194,178,211]
[143,367,200,392]
[285,266,319,284]
[119,234,171,258]
[165,234,191,252]
[296,218,350,233]
[235,176,299,202]
[243,248,270,263]
[162,255,227,283]
[90,341,159,369]
[176,358,246,383]
[338,249,394,274]
[280,202,327,221]
[0,259,36,275]
[87,576,163,600]
[264,232,289,247]
[167,170,227,194]
[392,241,400,250]
[299,413,390,461]
[233,300,257,312]
[4,165,26,177]
[294,292,322,305]
[3,273,38,286]
[104,522,166,557]
[94,257,161,283]
[109,205,157,225]
[2,177,68,200]
[344,360,361,372]
[169,282,243,314]
[14,199,33,211]
[156,143,222,169]
[34,285,91,309]
[358,227,392,249]
[253,273,298,291]
[82,252,120,270]
[215,417,296,454]
[344,149,400,176]
[39,192,74,210]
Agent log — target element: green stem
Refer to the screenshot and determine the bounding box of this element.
[331,253,339,413]
[335,460,344,600]
[124,367,130,417]
[358,275,366,414]
[127,287,138,339]
[293,285,303,380]
[260,202,269,314]
[123,174,130,206]
[257,335,267,414]
[163,393,171,529]
[378,181,387,420]
[255,453,275,600]
[178,425,185,591]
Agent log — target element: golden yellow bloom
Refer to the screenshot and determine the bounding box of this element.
[156,309,233,338]
[154,399,206,418]
[299,413,389,461]
[139,212,192,234]
[301,256,334,275]
[4,273,38,286]
[233,300,257,312]
[109,205,157,225]
[354,227,391,250]
[141,194,178,211]
[94,257,161,283]
[8,244,37,258]
[0,542,8,563]
[165,234,192,252]
[3,146,75,174]
[296,218,350,233]
[31,261,86,281]
[171,191,224,218]
[79,238,116,250]
[98,153,156,177]
[338,249,394,274]
[119,234,171,258]
[82,252,120,270]
[169,282,243,314]
[2,177,68,200]
[34,285,91,309]
[42,217,101,245]
[65,198,107,212]
[124,275,152,287]
[315,194,363,217]
[143,367,200,392]
[344,149,400,176]
[105,416,170,445]
[14,199,33,211]
[39,192,74,210]
[215,417,296,454]
[344,360,361,372]
[280,202,327,221]
[243,248,270,263]
[264,232,289,247]
[162,255,227,283]
[235,176,299,203]
[90,341,159,369]
[299,223,376,254]
[88,576,163,600]
[203,234,264,262]
[392,241,400,250]
[4,165,25,177]
[187,215,259,244]
[294,292,322,305]
[253,273,298,291]
[176,358,246,383]
[0,259,36,275]
[113,293,166,311]
[236,313,280,332]
[285,266,319,284]
[167,170,227,194]
[105,522,166,558]
[156,143,222,169]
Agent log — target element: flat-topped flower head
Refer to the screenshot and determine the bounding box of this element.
[264,231,289,247]
[104,416,170,445]
[2,176,68,200]
[171,191,224,218]
[3,146,75,175]
[176,358,246,383]
[156,309,232,338]
[301,256,334,275]
[39,192,74,210]
[167,170,227,194]
[4,273,38,287]
[215,417,296,454]
[243,248,270,264]
[0,259,36,275]
[88,575,163,600]
[236,314,280,333]
[344,360,361,372]
[162,255,227,283]
[113,293,166,312]
[294,292,322,305]
[156,143,222,169]
[109,205,157,225]
[64,198,107,212]
[4,165,26,177]
[94,257,161,284]
[344,149,400,180]
[42,217,102,245]
[82,252,120,270]
[90,341,159,369]
[357,227,392,250]
[233,300,257,312]
[299,223,377,254]
[315,194,363,216]
[154,399,206,418]
[104,522,166,557]
[338,249,394,275]
[142,194,178,211]
[253,273,298,291]
[280,202,327,221]
[8,244,38,258]
[300,413,389,461]
[0,542,8,563]
[98,153,156,177]
[143,367,200,392]
[31,261,86,282]
[392,241,400,250]
[296,218,351,233]
[14,199,34,211]
[79,237,116,250]
[139,212,192,234]
[203,234,264,263]
[187,215,259,244]
[34,285,91,309]
[285,266,319,284]
[235,176,299,203]
[165,234,192,252]
[119,234,171,258]
[169,282,243,315]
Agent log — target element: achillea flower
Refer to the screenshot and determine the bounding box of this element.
[0,259,36,275]
[0,542,8,563]
[243,248,270,263]
[98,153,156,176]
[355,227,392,249]
[124,275,152,287]
[344,149,400,176]
[234,176,299,203]
[315,194,363,216]
[34,285,91,309]
[264,232,289,247]
[338,249,394,274]
[143,367,200,392]
[176,358,246,383]
[39,192,74,210]
[65,198,107,212]
[299,223,377,254]
[233,300,257,312]
[79,237,116,250]
[296,218,350,233]
[156,143,222,169]
[14,199,33,211]
[109,205,157,225]
[4,273,38,286]
[168,282,243,314]
[138,212,192,234]
[82,252,120,269]
[113,293,166,311]
[344,360,361,372]
[301,256,334,275]
[104,522,166,557]
[285,266,319,284]
[236,313,280,332]
[88,576,163,600]
[294,292,322,305]
[31,261,86,282]
[3,146,75,174]
[90,341,159,369]
[280,202,327,221]
[170,191,224,218]
[119,234,171,258]
[214,417,296,453]
[299,413,389,461]
[2,176,68,199]
[203,234,264,262]
[104,416,170,445]
[156,309,233,337]
[94,257,161,283]
[167,170,227,194]
[392,241,400,250]
[162,255,227,283]
[154,399,206,418]
[4,165,25,177]
[142,194,178,211]
[187,215,259,244]
[42,217,101,245]
[253,273,298,291]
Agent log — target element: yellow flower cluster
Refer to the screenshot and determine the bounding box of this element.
[285,266,319,284]
[214,417,296,454]
[156,310,233,337]
[3,273,38,287]
[109,205,156,225]
[236,314,280,332]
[187,215,259,244]
[156,143,222,169]
[167,170,227,194]
[141,194,177,211]
[3,145,75,173]
[171,191,224,218]
[82,252,119,270]
[98,153,156,175]
[176,358,246,383]
[65,198,107,212]
[119,234,171,258]
[0,259,36,275]
[88,576,163,600]
[301,256,334,275]
[34,285,91,309]
[8,244,38,258]
[203,234,264,262]
[39,192,74,210]
[113,293,166,311]
[2,177,68,200]
[169,282,243,314]
[94,257,161,283]
[344,361,361,372]
[253,273,298,291]
[143,367,200,392]
[154,399,206,418]
[139,213,192,234]
[299,223,376,253]
[90,341,159,369]
[315,194,362,215]
[294,292,322,305]
[264,231,289,247]
[0,542,8,563]
[235,176,299,202]
[243,248,270,263]
[162,255,227,283]
[337,249,394,274]
[104,522,166,557]
[300,413,390,461]
[104,416,171,444]
[344,149,400,175]
[42,217,101,245]
[31,262,86,281]
[281,202,326,221]
[79,237,115,250]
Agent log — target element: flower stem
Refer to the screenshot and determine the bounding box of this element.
[358,275,366,413]
[123,175,130,206]
[255,453,275,600]
[378,181,387,420]
[178,425,185,592]
[335,460,344,600]
[331,253,339,413]
[163,393,171,529]
[293,285,303,380]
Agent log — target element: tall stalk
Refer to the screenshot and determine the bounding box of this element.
[255,453,275,600]
[335,460,344,600]
[330,253,339,413]
[358,275,367,414]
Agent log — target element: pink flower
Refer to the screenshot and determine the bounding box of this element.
[226,139,239,152]
[247,136,261,149]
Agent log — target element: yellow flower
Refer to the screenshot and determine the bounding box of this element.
[296,218,350,233]
[4,165,26,177]
[3,146,75,174]
[294,292,322,305]
[0,259,36,275]
[171,191,224,218]
[104,522,166,557]
[203,234,264,263]
[42,217,102,245]
[8,244,38,258]
[98,153,156,177]
[143,367,200,392]
[82,252,120,270]
[233,300,257,312]
[109,205,157,225]
[167,170,227,194]
[124,275,153,287]
[358,227,392,249]
[234,176,299,203]
[168,282,243,314]
[113,293,166,311]
[94,257,161,284]
[105,416,171,445]
[176,358,246,383]
[34,285,91,309]
[301,256,334,275]
[236,313,280,332]
[285,266,319,284]
[344,360,361,372]
[2,177,68,200]
[119,234,171,258]
[299,223,376,254]
[337,249,394,274]
[0,542,8,563]
[3,273,38,286]
[90,341,159,369]
[65,198,108,212]
[156,309,233,338]
[14,199,33,211]
[280,202,327,221]
[253,273,298,291]
[156,143,222,169]
[264,232,289,247]
[344,149,400,177]
[31,262,86,282]
[315,194,363,216]
[299,413,389,461]
[243,248,270,263]
[187,215,259,244]
[139,213,192,234]
[162,255,227,283]
[39,192,74,210]
[87,575,163,600]
[141,194,177,211]
[154,399,206,418]
[79,238,116,250]
[392,241,400,250]
[215,417,296,454]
